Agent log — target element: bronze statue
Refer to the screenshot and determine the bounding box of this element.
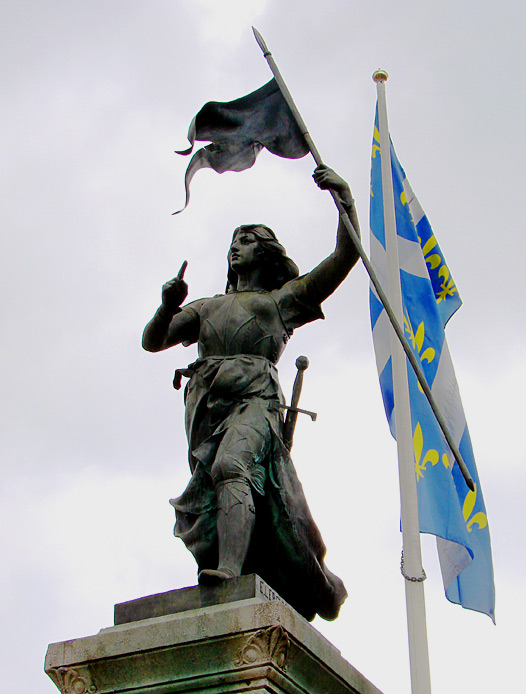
[143,166,360,621]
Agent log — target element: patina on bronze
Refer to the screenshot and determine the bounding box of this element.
[143,166,360,621]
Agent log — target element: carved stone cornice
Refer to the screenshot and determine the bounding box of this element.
[235,625,290,669]
[48,667,97,694]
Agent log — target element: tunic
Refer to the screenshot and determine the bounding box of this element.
[169,275,347,621]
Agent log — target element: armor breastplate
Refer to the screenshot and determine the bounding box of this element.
[197,292,288,363]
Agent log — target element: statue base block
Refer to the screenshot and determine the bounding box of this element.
[45,575,383,694]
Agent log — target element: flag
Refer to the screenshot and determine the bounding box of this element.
[369,105,495,621]
[173,79,309,213]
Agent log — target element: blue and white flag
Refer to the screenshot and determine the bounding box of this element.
[369,106,495,621]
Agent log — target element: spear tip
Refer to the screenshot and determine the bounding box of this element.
[252,26,270,55]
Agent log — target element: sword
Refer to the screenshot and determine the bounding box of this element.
[282,356,316,451]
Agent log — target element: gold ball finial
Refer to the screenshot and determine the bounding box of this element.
[372,69,389,83]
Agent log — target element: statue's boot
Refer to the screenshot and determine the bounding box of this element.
[198,478,255,586]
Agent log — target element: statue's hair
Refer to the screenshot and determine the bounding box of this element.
[226,224,299,293]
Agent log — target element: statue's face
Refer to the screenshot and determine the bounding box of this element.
[228,230,263,274]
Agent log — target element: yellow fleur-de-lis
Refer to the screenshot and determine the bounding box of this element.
[372,125,381,159]
[462,483,488,532]
[436,265,457,302]
[399,190,416,226]
[414,423,451,481]
[403,312,435,365]
[371,126,381,198]
[420,235,442,270]
[419,235,458,303]
[413,423,439,481]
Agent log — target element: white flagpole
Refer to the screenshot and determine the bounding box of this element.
[373,70,432,694]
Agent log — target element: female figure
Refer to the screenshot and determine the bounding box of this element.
[143,166,360,620]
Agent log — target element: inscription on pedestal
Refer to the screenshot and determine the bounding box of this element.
[256,576,286,606]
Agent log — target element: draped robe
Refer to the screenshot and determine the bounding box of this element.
[169,275,347,621]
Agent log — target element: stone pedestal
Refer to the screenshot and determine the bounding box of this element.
[45,575,383,694]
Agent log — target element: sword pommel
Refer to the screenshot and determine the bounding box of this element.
[295,355,309,371]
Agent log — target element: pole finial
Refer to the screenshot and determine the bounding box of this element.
[372,69,389,83]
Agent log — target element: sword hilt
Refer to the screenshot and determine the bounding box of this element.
[282,356,315,451]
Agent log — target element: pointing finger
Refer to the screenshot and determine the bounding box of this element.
[177,260,188,280]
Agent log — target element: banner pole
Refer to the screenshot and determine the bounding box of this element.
[252,26,474,493]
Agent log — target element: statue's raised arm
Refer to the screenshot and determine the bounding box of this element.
[307,165,360,303]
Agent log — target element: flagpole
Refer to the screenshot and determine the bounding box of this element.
[374,69,432,694]
[252,26,475,494]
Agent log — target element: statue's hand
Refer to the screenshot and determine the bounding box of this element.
[161,261,188,312]
[312,165,350,196]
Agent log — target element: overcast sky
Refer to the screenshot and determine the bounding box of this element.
[2,1,525,692]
